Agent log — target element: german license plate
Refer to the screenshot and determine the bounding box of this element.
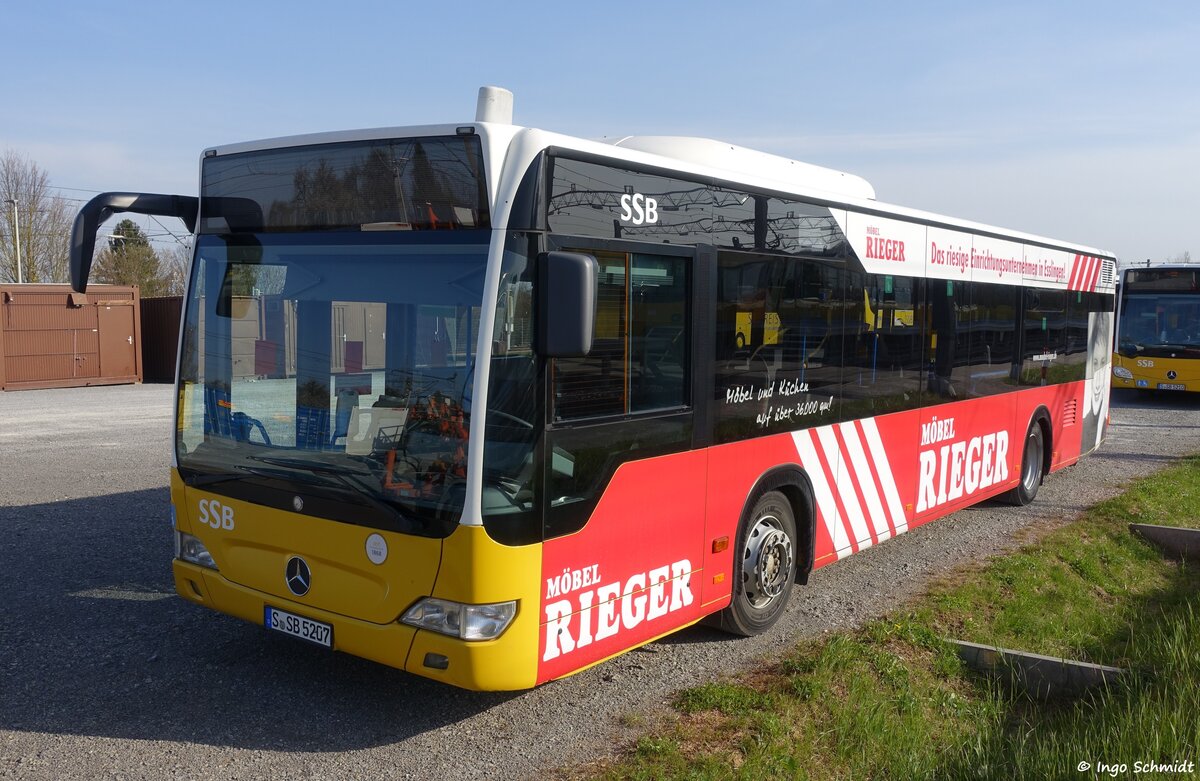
[265,606,332,648]
[1158,383,1187,391]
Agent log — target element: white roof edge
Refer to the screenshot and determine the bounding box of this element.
[859,198,1116,259]
[203,122,523,158]
[609,135,877,202]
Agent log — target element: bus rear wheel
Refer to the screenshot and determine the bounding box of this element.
[717,490,797,637]
[1004,421,1045,506]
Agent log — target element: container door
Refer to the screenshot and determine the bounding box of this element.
[98,304,137,378]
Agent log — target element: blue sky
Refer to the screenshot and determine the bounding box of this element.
[3,1,1197,262]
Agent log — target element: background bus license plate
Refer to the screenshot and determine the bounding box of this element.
[265,606,332,648]
[1158,383,1187,391]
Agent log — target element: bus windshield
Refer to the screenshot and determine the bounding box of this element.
[1119,292,1200,356]
[177,231,489,537]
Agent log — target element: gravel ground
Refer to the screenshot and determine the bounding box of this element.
[1,384,1198,780]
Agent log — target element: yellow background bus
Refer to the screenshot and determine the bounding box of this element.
[1113,265,1200,392]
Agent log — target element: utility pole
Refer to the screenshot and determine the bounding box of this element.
[4,197,21,284]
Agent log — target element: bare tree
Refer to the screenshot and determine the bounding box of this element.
[1,150,73,283]
[162,242,193,296]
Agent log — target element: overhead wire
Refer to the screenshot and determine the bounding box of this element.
[42,183,193,247]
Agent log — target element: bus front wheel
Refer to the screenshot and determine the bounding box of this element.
[717,490,797,637]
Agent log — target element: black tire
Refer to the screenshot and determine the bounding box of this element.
[1004,420,1045,506]
[716,490,797,636]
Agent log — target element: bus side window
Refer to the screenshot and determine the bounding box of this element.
[1021,288,1069,386]
[553,250,628,421]
[838,272,924,415]
[965,283,1020,396]
[714,252,845,443]
[553,251,691,421]
[629,254,689,412]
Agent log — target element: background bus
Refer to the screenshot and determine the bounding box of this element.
[1113,264,1200,392]
[69,87,1117,691]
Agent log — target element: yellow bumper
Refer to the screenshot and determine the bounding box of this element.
[172,522,542,691]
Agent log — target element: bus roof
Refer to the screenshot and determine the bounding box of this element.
[201,91,1116,264]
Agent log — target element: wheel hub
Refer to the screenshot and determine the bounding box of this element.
[1022,432,1042,491]
[743,515,794,609]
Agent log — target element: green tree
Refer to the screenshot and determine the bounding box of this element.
[91,218,171,296]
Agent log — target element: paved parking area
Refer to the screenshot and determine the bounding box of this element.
[1,384,1198,780]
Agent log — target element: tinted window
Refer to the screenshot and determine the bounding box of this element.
[546,157,852,258]
[481,232,541,545]
[554,250,627,420]
[710,187,757,249]
[1061,290,1093,383]
[548,158,710,243]
[629,255,689,411]
[553,250,690,421]
[201,136,489,233]
[925,279,970,399]
[545,414,692,539]
[839,272,924,416]
[715,251,844,443]
[764,197,851,257]
[1021,288,1069,385]
[1123,268,1200,291]
[968,283,1020,396]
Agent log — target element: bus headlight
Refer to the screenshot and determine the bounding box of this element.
[401,598,517,641]
[1113,366,1134,379]
[176,531,217,570]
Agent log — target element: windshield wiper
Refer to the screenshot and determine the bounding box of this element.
[251,454,373,475]
[247,455,413,524]
[183,465,302,487]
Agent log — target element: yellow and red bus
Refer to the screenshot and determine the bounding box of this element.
[69,87,1116,690]
[1112,265,1200,392]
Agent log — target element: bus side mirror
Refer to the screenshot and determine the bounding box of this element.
[537,251,598,358]
[69,192,199,293]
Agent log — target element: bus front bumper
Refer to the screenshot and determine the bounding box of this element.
[172,559,538,691]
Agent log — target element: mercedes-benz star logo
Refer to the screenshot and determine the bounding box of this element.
[285,556,311,597]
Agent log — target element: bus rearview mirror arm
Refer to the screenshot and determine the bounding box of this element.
[537,251,598,358]
[70,192,199,293]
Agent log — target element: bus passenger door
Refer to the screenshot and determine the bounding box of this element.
[538,245,704,679]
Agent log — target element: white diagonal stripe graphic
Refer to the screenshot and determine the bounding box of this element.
[791,429,851,558]
[859,418,908,534]
[817,426,872,549]
[840,421,891,542]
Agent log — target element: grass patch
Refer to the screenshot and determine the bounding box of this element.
[578,454,1200,780]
